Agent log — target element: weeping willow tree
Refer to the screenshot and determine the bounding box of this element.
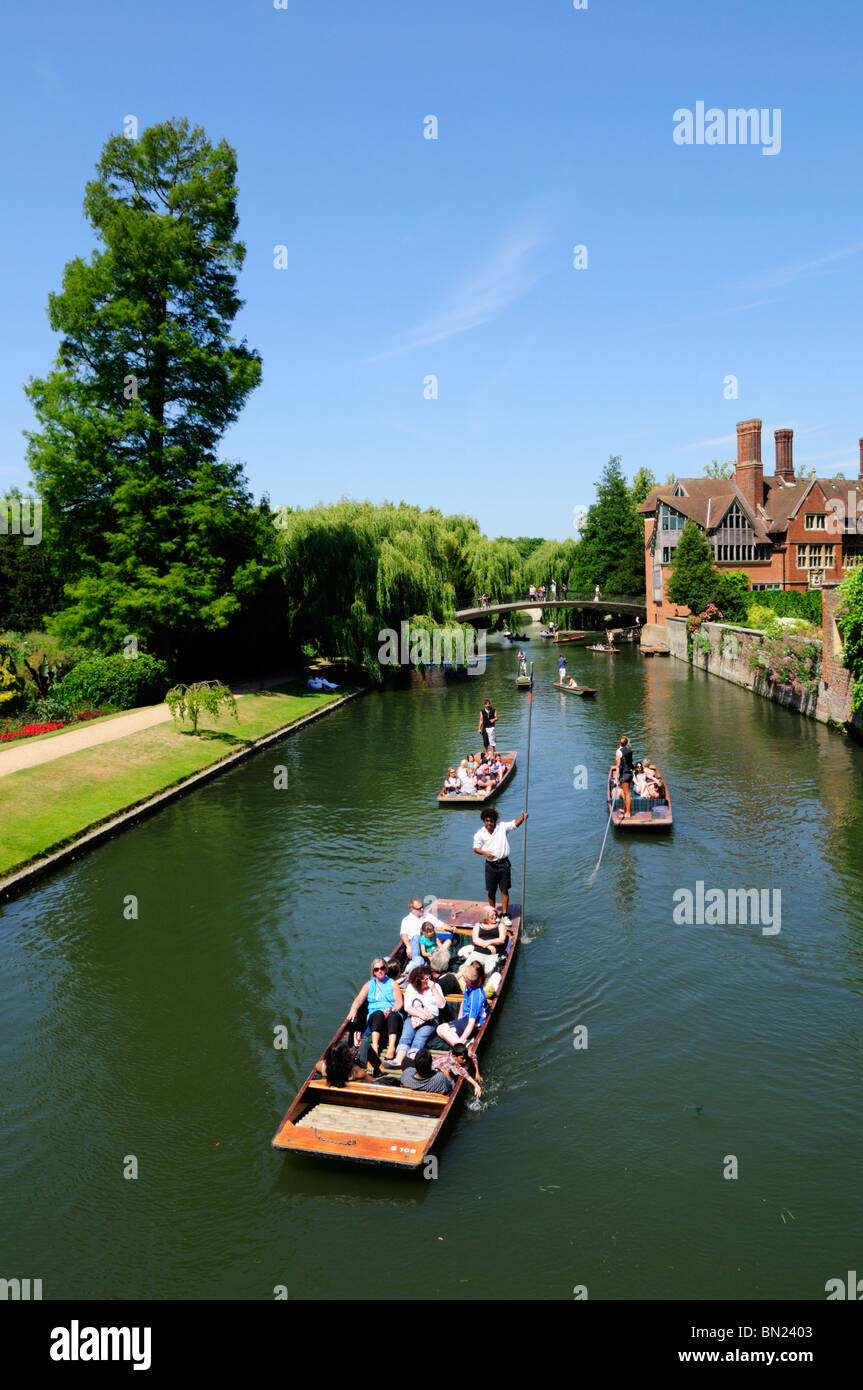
[464,536,525,602]
[524,539,581,590]
[275,500,482,678]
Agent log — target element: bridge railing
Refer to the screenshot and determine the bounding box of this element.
[468,592,647,608]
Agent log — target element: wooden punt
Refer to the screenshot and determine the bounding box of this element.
[606,766,673,830]
[272,898,521,1169]
[552,682,597,698]
[437,750,517,804]
[587,644,617,653]
[554,631,592,644]
[515,675,532,688]
[640,646,669,657]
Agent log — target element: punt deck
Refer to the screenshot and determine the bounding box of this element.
[606,766,673,830]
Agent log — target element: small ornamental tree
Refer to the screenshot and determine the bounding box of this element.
[166,680,238,734]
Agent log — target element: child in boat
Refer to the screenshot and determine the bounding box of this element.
[436,961,490,1047]
[400,1048,454,1094]
[433,1043,483,1097]
[418,921,439,962]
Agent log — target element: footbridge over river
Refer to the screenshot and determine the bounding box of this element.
[455,596,648,623]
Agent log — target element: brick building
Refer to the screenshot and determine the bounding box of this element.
[640,418,863,623]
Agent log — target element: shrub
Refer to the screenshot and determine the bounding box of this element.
[0,639,24,715]
[52,653,171,710]
[836,567,863,713]
[743,589,822,624]
[32,696,74,723]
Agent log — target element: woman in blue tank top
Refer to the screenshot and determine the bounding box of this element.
[347,958,404,1062]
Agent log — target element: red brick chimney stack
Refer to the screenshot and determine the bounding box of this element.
[735,418,764,513]
[774,428,794,484]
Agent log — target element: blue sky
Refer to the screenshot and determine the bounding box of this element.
[2,0,862,539]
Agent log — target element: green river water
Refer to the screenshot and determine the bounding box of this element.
[2,636,862,1300]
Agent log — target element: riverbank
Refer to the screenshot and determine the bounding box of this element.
[0,684,361,898]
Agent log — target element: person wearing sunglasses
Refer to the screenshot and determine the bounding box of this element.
[347,958,404,1063]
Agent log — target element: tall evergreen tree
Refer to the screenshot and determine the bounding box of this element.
[24,119,273,670]
[571,456,646,594]
[665,521,724,612]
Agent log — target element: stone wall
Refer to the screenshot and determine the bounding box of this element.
[663,596,861,731]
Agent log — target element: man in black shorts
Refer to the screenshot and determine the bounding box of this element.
[478,698,497,751]
[472,806,528,925]
[616,735,634,819]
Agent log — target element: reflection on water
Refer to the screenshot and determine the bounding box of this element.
[1,635,863,1298]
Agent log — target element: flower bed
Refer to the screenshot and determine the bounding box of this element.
[1,711,105,743]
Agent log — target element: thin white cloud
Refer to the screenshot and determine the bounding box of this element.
[738,243,863,294]
[682,434,736,450]
[363,223,546,363]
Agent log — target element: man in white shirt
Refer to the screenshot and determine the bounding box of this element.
[472,807,528,925]
[400,896,449,968]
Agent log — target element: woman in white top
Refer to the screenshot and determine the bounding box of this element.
[386,966,446,1069]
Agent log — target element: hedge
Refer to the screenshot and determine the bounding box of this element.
[51,653,171,710]
[742,590,822,624]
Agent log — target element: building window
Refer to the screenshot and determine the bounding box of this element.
[796,544,835,569]
[805,513,826,530]
[754,544,772,561]
[843,549,863,570]
[660,504,683,531]
[662,547,671,564]
[752,583,781,590]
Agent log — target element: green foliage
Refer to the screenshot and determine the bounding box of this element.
[630,466,657,508]
[667,526,749,617]
[166,680,238,735]
[742,589,822,624]
[465,535,525,599]
[703,459,734,479]
[0,639,23,714]
[1,630,87,700]
[523,538,580,590]
[24,119,273,671]
[52,652,171,709]
[498,536,546,562]
[836,567,863,712]
[0,490,63,630]
[569,457,646,595]
[275,500,479,679]
[691,629,712,662]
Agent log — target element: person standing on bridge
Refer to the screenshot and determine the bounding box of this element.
[528,583,537,601]
[594,584,601,602]
[551,579,557,601]
[561,580,568,602]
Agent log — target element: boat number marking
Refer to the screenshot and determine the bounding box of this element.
[390,1145,418,1154]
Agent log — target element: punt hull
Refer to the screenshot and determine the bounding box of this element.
[271,899,521,1169]
[606,767,673,830]
[437,751,517,804]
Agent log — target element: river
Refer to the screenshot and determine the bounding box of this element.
[1,634,862,1299]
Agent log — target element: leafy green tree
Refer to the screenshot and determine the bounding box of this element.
[630,466,657,508]
[0,490,63,630]
[24,119,274,671]
[498,536,546,562]
[703,459,734,479]
[837,567,863,712]
[666,523,750,617]
[570,457,646,594]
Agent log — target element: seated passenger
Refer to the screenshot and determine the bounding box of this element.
[491,753,507,779]
[400,1047,454,1094]
[386,966,446,1069]
[319,1039,375,1085]
[442,766,461,795]
[458,905,508,973]
[633,761,648,796]
[436,961,490,1046]
[347,957,404,1063]
[457,761,478,794]
[433,1043,483,1098]
[418,921,439,963]
[566,676,579,688]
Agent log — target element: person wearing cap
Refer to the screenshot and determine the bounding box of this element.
[472,806,527,926]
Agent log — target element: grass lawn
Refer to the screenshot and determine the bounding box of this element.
[0,687,351,879]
